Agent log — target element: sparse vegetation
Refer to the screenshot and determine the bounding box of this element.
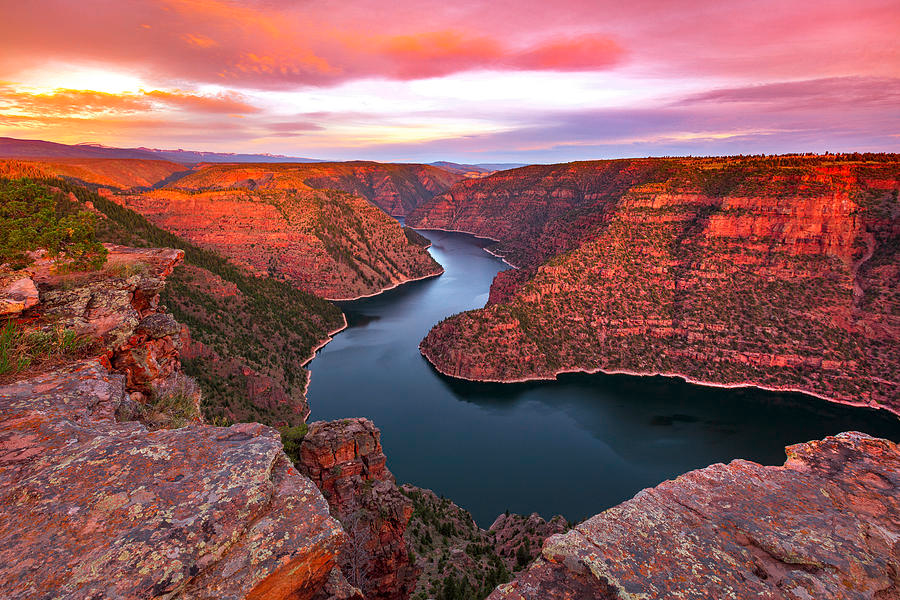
[279,423,309,463]
[0,321,92,380]
[140,372,202,429]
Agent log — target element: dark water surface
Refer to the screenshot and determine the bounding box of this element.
[307,230,900,526]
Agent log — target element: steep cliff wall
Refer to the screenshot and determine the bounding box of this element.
[116,184,442,300]
[413,156,900,412]
[401,485,568,599]
[488,432,900,600]
[297,418,418,600]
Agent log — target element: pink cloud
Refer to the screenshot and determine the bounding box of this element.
[0,0,895,88]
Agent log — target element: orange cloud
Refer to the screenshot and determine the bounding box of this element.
[0,86,259,117]
[0,87,147,116]
[143,89,260,113]
[182,33,218,48]
[509,35,624,71]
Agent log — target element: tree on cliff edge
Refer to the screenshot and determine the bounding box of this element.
[0,178,106,271]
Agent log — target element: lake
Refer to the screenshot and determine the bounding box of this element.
[307,229,900,526]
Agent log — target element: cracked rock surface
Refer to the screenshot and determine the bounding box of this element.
[0,360,345,600]
[489,432,900,600]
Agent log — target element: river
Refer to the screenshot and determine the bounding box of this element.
[307,229,900,526]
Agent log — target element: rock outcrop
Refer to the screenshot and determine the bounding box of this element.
[488,432,900,600]
[19,245,193,402]
[114,172,443,299]
[0,274,38,316]
[298,418,418,600]
[412,156,900,412]
[0,360,346,599]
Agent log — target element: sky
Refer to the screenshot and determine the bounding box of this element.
[0,0,898,163]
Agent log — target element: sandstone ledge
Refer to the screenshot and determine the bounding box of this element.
[0,360,345,599]
[489,432,900,600]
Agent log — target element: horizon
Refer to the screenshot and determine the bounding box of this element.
[1,1,898,162]
[5,135,900,167]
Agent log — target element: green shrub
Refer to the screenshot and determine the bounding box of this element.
[280,423,309,463]
[0,321,91,378]
[0,178,106,270]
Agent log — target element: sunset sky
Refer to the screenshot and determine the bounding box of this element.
[1,0,897,162]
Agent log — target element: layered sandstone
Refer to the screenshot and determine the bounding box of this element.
[488,432,900,600]
[174,161,461,216]
[115,180,442,300]
[0,360,345,599]
[413,156,900,412]
[5,245,195,411]
[297,418,418,600]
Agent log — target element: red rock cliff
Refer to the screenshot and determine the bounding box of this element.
[413,156,900,412]
[298,418,418,600]
[0,360,346,599]
[115,170,444,300]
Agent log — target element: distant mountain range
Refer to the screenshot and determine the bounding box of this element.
[0,137,526,174]
[0,137,320,163]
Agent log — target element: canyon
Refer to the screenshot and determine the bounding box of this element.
[410,156,900,414]
[115,183,442,300]
[2,154,899,600]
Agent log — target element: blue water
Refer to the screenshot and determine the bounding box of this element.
[307,229,900,526]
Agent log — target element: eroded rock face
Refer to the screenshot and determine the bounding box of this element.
[20,245,194,406]
[489,432,900,600]
[30,245,184,349]
[0,360,346,600]
[413,157,900,412]
[489,512,569,571]
[298,418,418,600]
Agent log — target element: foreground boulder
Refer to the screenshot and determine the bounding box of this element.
[489,432,899,600]
[298,418,418,600]
[0,360,346,599]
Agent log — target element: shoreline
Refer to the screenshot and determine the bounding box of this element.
[301,314,348,369]
[300,314,347,397]
[413,226,518,268]
[323,266,444,302]
[301,265,445,397]
[419,345,899,418]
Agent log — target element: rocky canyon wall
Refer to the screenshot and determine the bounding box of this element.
[412,156,900,412]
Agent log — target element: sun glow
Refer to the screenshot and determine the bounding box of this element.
[19,65,146,95]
